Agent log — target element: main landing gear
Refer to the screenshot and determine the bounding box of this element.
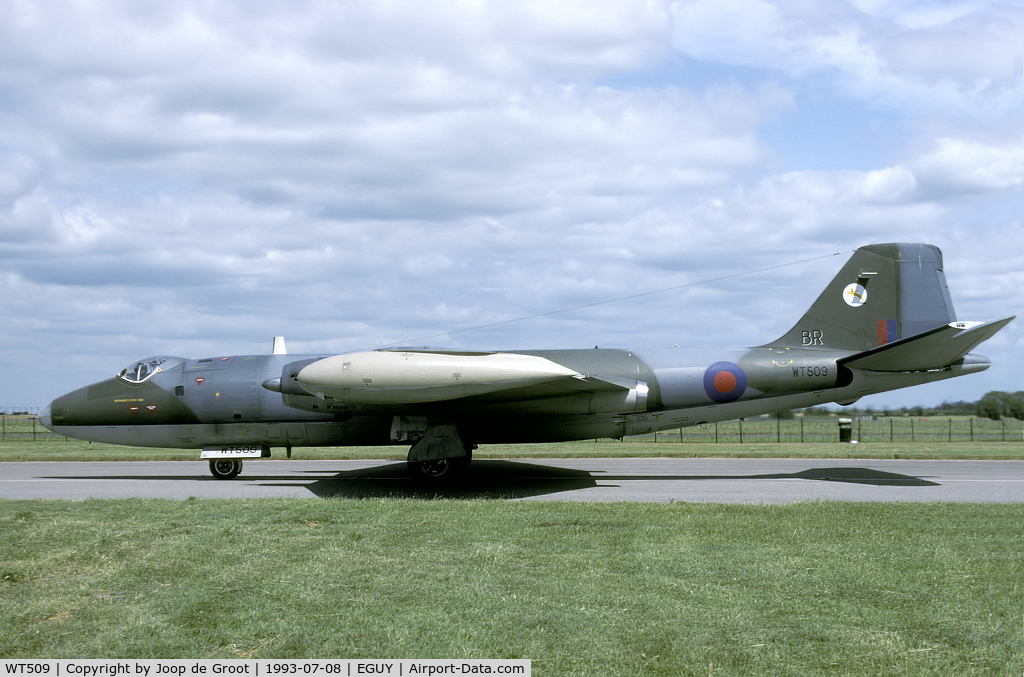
[407,449,472,482]
[209,458,243,480]
[405,422,475,483]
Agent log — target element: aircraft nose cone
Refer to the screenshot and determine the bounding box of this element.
[38,402,52,430]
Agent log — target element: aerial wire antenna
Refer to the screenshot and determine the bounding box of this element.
[373,249,853,349]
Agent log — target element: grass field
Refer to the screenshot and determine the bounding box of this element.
[1,500,1022,675]
[2,419,1022,674]
[3,438,1023,462]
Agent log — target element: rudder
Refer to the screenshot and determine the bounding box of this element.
[768,243,956,352]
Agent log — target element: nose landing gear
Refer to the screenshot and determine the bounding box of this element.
[209,458,243,480]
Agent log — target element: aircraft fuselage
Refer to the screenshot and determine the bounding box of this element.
[39,345,985,450]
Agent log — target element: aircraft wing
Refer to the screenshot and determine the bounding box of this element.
[289,349,653,414]
[839,316,1015,372]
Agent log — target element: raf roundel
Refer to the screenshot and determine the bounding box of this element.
[703,362,747,403]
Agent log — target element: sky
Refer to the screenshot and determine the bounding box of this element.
[2,0,1023,413]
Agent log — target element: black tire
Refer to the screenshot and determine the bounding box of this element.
[209,458,243,480]
[407,451,471,483]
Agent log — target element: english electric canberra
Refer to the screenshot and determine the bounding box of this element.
[39,244,1013,481]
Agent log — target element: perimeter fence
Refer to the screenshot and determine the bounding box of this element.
[4,414,1024,445]
[0,415,53,442]
[620,417,1024,444]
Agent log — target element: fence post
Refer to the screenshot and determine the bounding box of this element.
[739,419,743,444]
[911,419,915,442]
[948,418,952,443]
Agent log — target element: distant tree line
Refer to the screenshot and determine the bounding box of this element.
[803,391,1024,421]
[975,392,1024,420]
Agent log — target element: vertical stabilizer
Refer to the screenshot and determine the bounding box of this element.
[768,244,956,352]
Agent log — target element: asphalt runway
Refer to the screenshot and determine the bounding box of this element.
[1,458,1021,502]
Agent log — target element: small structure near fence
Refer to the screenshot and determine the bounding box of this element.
[838,418,853,443]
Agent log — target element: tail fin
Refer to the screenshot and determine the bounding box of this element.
[768,243,956,352]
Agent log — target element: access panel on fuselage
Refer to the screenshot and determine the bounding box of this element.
[180,356,261,424]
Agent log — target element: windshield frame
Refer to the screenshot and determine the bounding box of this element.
[117,356,184,384]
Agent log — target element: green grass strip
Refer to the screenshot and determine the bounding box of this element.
[2,500,1022,675]
[3,437,1024,461]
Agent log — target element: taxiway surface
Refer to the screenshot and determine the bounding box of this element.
[1,458,1021,502]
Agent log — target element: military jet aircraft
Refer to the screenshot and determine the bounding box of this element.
[39,243,1013,481]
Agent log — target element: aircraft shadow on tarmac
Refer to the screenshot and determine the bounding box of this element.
[41,462,939,500]
[266,461,941,499]
[275,460,598,499]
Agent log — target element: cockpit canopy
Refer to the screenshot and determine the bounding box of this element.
[118,356,184,384]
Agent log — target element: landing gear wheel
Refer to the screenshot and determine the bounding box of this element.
[209,458,243,480]
[407,450,471,483]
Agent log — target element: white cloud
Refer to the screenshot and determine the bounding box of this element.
[670,0,1024,116]
[0,0,1021,410]
[909,136,1024,197]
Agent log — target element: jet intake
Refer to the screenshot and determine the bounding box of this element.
[271,357,352,415]
[278,358,329,396]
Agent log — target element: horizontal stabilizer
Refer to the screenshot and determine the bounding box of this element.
[839,316,1014,372]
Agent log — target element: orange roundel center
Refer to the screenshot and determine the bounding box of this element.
[714,371,737,393]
